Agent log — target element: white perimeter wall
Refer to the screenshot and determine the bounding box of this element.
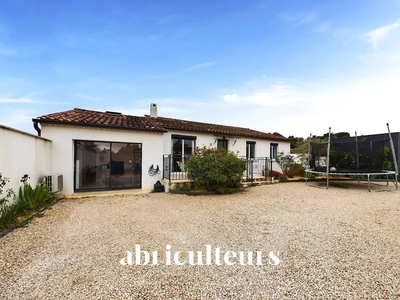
[41,124,164,196]
[0,125,52,202]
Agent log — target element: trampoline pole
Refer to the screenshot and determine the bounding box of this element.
[367,174,370,192]
[387,123,399,190]
[326,127,331,189]
[355,131,360,183]
[355,131,359,169]
[306,133,312,185]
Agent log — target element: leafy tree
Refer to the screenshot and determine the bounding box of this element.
[272,132,285,138]
[372,146,392,170]
[288,135,305,149]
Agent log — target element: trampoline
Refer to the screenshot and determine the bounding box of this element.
[305,124,398,191]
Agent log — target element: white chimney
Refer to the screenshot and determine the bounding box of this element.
[150,103,158,118]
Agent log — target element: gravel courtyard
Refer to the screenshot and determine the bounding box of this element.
[1,182,399,299]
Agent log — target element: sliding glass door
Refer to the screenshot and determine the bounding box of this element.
[74,140,142,191]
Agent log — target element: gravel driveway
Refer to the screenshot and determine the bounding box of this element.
[1,182,399,299]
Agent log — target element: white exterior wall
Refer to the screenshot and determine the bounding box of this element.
[162,129,290,172]
[0,125,52,202]
[41,124,164,196]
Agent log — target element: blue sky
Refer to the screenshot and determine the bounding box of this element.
[1,0,400,138]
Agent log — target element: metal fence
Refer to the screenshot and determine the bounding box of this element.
[242,157,273,182]
[163,155,273,183]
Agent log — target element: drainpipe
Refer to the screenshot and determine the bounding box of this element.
[33,120,41,137]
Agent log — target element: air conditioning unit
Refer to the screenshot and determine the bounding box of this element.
[44,174,63,193]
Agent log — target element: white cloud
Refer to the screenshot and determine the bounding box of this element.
[75,94,103,101]
[0,45,15,56]
[366,18,400,48]
[150,62,216,78]
[315,22,331,33]
[221,80,304,107]
[0,91,51,104]
[278,12,318,26]
[0,108,37,134]
[222,94,238,102]
[187,62,215,70]
[0,97,47,104]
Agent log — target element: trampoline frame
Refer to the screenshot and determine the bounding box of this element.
[305,124,399,192]
[305,169,397,191]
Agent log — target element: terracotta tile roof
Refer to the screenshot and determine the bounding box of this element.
[148,116,289,141]
[34,108,289,141]
[33,108,166,133]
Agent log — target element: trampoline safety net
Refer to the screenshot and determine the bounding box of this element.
[309,138,395,173]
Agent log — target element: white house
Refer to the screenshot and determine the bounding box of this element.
[31,104,290,196]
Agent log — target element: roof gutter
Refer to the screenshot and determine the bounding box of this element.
[31,119,167,134]
[32,119,41,137]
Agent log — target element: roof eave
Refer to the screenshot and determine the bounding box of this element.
[32,118,167,133]
[162,126,289,141]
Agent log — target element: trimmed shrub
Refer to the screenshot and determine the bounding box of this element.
[287,163,305,178]
[270,170,283,178]
[186,147,246,192]
[279,176,288,182]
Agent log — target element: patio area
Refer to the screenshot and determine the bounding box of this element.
[1,182,399,299]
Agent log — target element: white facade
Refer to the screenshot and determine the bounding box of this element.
[1,120,290,198]
[163,130,290,158]
[40,125,289,196]
[0,125,52,202]
[41,124,164,196]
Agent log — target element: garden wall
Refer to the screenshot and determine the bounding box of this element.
[0,124,52,203]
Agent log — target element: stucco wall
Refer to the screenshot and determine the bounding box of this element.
[0,125,52,203]
[162,129,290,172]
[40,124,164,196]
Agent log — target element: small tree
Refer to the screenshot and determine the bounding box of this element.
[186,146,247,192]
[275,151,305,178]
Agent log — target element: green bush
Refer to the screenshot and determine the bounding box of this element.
[279,176,288,182]
[307,173,316,180]
[186,147,246,192]
[1,173,54,233]
[177,184,190,192]
[19,183,53,211]
[288,163,305,178]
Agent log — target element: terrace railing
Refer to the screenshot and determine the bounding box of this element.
[163,154,273,183]
[242,157,273,182]
[163,154,190,183]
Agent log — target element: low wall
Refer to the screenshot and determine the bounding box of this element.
[0,125,52,203]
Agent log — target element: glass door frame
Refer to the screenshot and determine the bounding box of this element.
[74,140,142,192]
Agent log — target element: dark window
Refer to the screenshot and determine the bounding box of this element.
[270,143,278,159]
[217,139,228,150]
[246,141,256,159]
